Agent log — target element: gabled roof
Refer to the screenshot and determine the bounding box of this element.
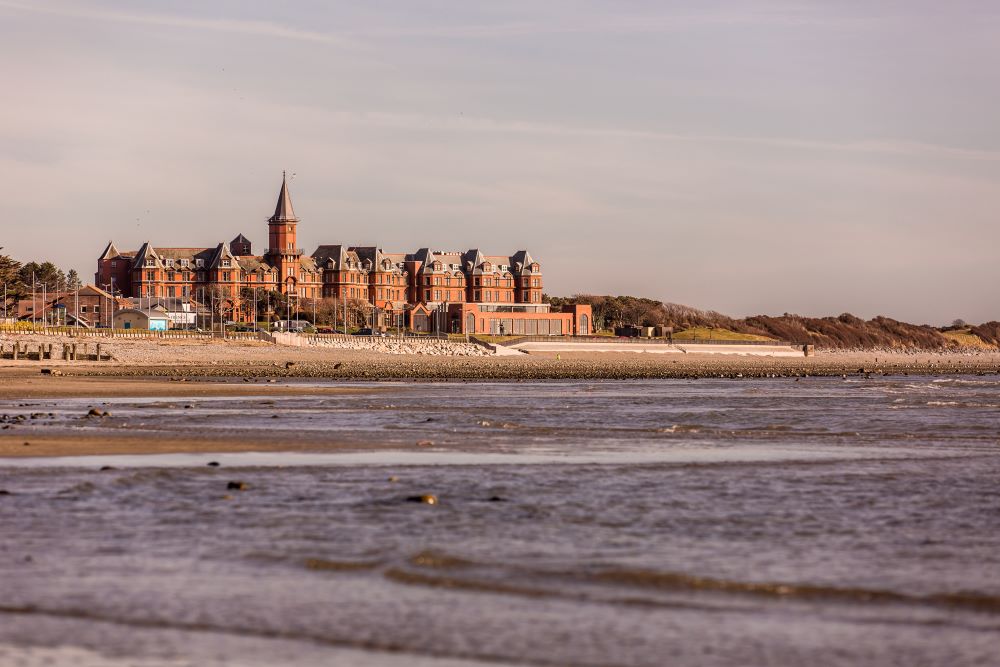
[130,242,159,270]
[313,244,347,269]
[115,308,169,319]
[99,241,122,260]
[509,250,539,273]
[153,247,215,262]
[236,256,273,272]
[207,242,237,269]
[79,284,113,299]
[269,172,298,223]
[231,233,251,245]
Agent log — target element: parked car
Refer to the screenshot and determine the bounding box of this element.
[352,328,387,337]
[614,325,641,338]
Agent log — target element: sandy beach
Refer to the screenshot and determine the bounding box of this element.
[2,333,998,382]
[0,335,997,460]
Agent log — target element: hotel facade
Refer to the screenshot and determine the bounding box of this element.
[96,175,591,335]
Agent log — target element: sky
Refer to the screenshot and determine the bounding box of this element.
[1,0,998,324]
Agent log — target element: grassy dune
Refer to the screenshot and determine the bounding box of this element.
[671,327,776,342]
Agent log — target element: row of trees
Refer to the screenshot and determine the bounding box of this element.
[1,249,81,313]
[546,293,993,349]
[234,288,374,325]
[227,287,397,328]
[545,294,730,331]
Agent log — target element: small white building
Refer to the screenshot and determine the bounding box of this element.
[127,298,196,329]
[113,308,169,331]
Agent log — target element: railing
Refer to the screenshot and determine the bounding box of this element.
[0,325,268,340]
[303,332,450,343]
[492,334,798,347]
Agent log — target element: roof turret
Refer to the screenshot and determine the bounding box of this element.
[269,171,298,223]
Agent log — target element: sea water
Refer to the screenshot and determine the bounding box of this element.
[1,377,999,666]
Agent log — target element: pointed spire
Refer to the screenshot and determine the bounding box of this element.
[270,171,298,223]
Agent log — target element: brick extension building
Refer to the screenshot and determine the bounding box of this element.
[96,174,590,334]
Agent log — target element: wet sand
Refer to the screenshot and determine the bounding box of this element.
[2,347,998,382]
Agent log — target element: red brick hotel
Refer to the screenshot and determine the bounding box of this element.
[96,174,591,335]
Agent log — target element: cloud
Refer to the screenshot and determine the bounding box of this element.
[0,0,349,45]
[302,109,1000,163]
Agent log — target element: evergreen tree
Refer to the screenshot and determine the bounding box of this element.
[66,269,81,290]
[0,250,25,313]
[18,261,65,292]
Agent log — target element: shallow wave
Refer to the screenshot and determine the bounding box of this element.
[932,379,1000,387]
[368,551,1000,616]
[590,568,1000,612]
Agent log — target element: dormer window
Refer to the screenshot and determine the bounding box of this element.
[221,259,231,267]
[180,259,190,267]
[195,259,204,268]
[145,259,155,267]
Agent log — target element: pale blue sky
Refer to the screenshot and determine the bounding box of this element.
[2,1,997,323]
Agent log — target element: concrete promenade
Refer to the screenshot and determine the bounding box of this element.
[510,341,806,356]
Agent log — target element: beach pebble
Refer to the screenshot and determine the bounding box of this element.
[416,440,434,447]
[87,408,105,417]
[227,481,248,490]
[207,461,220,467]
[406,494,438,505]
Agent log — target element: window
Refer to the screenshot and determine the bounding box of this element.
[424,290,431,301]
[146,271,154,281]
[532,279,540,287]
[287,267,293,276]
[474,290,481,301]
[167,286,176,297]
[287,242,293,250]
[522,291,529,301]
[94,305,100,313]
[223,272,231,281]
[111,261,117,268]
[475,278,481,286]
[167,272,175,281]
[195,259,204,268]
[434,290,441,301]
[180,259,190,267]
[222,259,231,267]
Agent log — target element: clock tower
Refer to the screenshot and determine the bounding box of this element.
[265,172,301,294]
